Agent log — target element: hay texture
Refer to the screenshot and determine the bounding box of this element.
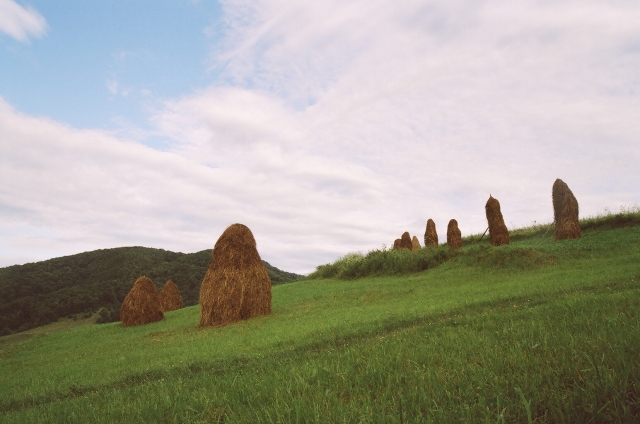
[199,223,272,327]
[399,232,413,250]
[552,178,582,241]
[424,219,438,248]
[485,195,510,246]
[120,276,164,327]
[160,280,183,312]
[393,238,401,249]
[411,236,421,251]
[447,219,463,249]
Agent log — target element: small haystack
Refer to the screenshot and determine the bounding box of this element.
[199,223,272,327]
[120,276,164,327]
[411,236,421,251]
[447,219,463,249]
[552,178,582,241]
[393,238,401,249]
[485,195,510,246]
[399,231,413,250]
[160,280,183,312]
[424,219,438,248]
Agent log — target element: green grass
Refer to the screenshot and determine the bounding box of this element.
[308,205,640,280]
[1,210,639,422]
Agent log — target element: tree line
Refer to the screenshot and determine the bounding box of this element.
[0,246,301,335]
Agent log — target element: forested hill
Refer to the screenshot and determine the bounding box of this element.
[0,247,302,335]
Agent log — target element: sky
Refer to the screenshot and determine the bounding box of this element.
[1,0,639,274]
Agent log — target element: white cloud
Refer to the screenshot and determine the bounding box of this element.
[1,0,639,274]
[107,80,119,95]
[0,0,47,42]
[0,97,394,273]
[107,78,144,99]
[174,0,640,259]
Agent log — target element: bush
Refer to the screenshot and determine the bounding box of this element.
[95,308,120,324]
[580,204,640,231]
[308,247,460,280]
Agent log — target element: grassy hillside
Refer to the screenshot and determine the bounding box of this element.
[0,247,301,335]
[0,212,639,422]
[308,205,640,280]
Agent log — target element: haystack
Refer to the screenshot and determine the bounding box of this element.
[160,280,183,312]
[120,276,164,327]
[424,219,438,248]
[199,223,272,327]
[552,178,581,241]
[485,195,510,246]
[447,219,463,249]
[393,238,401,249]
[399,231,413,250]
[411,236,421,251]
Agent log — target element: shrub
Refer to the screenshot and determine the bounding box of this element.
[308,247,459,280]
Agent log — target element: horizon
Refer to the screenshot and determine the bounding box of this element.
[4,204,636,274]
[1,0,639,274]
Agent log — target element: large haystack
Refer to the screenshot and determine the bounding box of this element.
[160,280,183,312]
[411,236,421,251]
[552,178,582,241]
[424,219,438,248]
[399,231,413,250]
[447,219,463,249]
[485,195,510,246]
[199,223,272,327]
[120,276,164,327]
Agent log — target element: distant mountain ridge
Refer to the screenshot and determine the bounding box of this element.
[0,247,302,335]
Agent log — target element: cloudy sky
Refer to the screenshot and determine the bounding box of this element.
[1,0,639,274]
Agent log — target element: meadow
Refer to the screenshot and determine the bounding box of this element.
[1,209,639,423]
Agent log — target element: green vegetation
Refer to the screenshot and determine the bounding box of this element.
[0,208,638,422]
[0,247,301,335]
[308,204,640,280]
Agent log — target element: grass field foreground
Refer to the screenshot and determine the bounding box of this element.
[1,213,639,423]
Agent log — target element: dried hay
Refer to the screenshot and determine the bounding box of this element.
[411,236,421,251]
[393,238,401,249]
[552,178,582,240]
[199,223,272,327]
[447,219,463,249]
[120,276,164,327]
[160,280,183,312]
[485,195,510,246]
[424,219,438,248]
[399,231,413,250]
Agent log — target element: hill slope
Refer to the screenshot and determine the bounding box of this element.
[0,215,638,422]
[0,247,301,335]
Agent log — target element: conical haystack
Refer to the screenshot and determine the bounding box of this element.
[447,219,463,249]
[411,236,421,251]
[199,223,272,327]
[424,219,438,248]
[393,238,401,249]
[485,195,510,246]
[160,280,183,312]
[399,231,413,250]
[120,276,164,327]
[552,178,581,241]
